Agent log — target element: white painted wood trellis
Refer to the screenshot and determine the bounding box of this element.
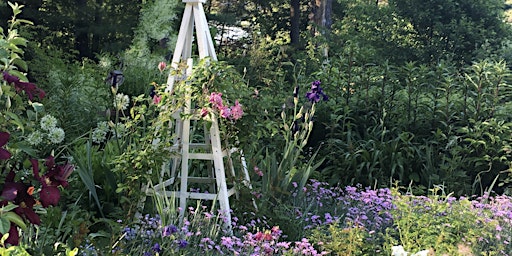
[146,0,251,230]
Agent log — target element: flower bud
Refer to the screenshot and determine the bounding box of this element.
[158,62,167,72]
[5,96,11,109]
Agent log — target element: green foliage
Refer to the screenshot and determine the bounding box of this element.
[386,186,497,255]
[47,61,111,138]
[255,102,320,200]
[312,51,512,194]
[389,0,512,64]
[309,221,377,255]
[15,0,142,59]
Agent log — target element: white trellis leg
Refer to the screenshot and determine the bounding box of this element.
[209,116,232,224]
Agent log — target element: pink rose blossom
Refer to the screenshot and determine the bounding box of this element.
[209,92,224,109]
[230,100,243,120]
[153,95,162,104]
[200,107,209,117]
[220,106,231,119]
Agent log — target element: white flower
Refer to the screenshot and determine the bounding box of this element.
[40,115,58,131]
[392,245,430,256]
[412,250,430,256]
[114,93,130,111]
[392,246,408,256]
[97,121,109,131]
[26,131,43,146]
[92,128,107,144]
[47,127,65,144]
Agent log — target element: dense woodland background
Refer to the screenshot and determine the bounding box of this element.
[4,0,512,197]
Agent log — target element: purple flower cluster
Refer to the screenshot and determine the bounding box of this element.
[293,180,394,233]
[469,193,512,249]
[112,209,330,255]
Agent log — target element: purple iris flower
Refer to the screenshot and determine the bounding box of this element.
[152,243,161,253]
[305,80,328,103]
[177,239,188,248]
[162,225,178,237]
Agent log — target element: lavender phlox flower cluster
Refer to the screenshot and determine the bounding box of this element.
[116,209,331,255]
[79,240,98,256]
[291,238,329,256]
[297,180,394,233]
[468,193,512,248]
[339,185,394,232]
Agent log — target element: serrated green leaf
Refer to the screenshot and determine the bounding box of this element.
[12,19,33,26]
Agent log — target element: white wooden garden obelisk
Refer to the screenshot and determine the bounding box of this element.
[150,0,241,229]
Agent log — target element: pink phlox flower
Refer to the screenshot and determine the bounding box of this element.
[254,166,263,177]
[254,231,264,241]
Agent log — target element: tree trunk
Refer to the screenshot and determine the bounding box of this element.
[310,0,332,57]
[75,0,89,58]
[310,0,332,34]
[290,0,300,46]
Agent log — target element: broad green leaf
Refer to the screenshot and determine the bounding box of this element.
[31,102,44,113]
[0,218,10,234]
[7,69,27,81]
[11,58,27,71]
[8,37,27,47]
[0,204,18,213]
[2,212,27,230]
